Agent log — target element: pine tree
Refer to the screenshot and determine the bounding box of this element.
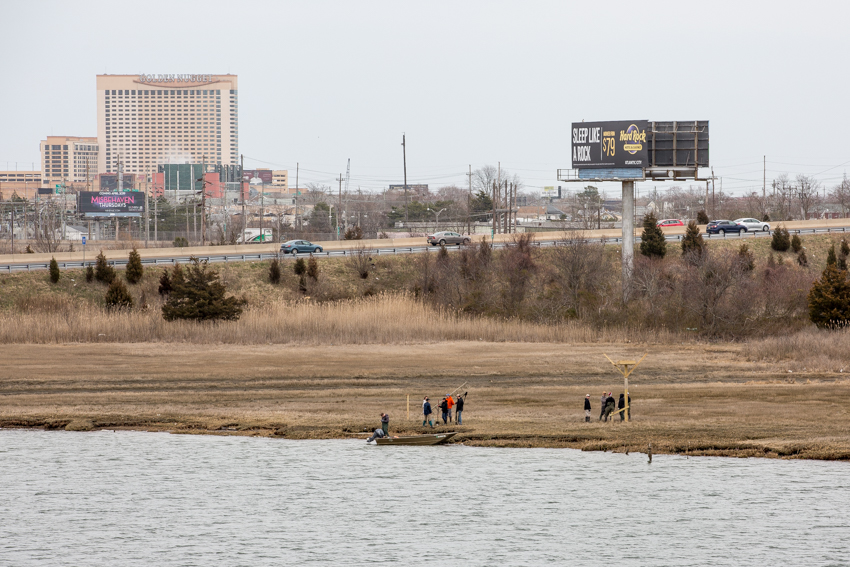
[307,257,319,281]
[738,243,755,271]
[49,257,60,283]
[681,220,706,259]
[697,210,709,225]
[94,250,116,284]
[158,269,172,295]
[105,278,134,311]
[791,234,802,254]
[125,247,144,284]
[640,212,667,258]
[826,244,837,267]
[771,227,791,252]
[808,264,850,328]
[762,213,771,222]
[269,257,281,284]
[839,240,849,270]
[162,258,245,321]
[85,265,94,283]
[797,249,808,267]
[293,258,306,276]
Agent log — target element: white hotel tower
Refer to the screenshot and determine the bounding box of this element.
[96,74,238,178]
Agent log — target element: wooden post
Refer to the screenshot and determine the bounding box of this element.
[604,353,646,423]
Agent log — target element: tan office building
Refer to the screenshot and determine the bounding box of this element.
[96,74,239,179]
[40,136,99,189]
[0,171,42,200]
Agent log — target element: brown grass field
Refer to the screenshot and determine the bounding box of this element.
[2,341,849,460]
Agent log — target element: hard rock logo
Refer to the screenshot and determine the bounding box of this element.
[619,124,646,154]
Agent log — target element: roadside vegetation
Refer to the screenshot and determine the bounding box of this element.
[0,233,848,368]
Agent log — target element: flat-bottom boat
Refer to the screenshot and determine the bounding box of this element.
[375,432,457,446]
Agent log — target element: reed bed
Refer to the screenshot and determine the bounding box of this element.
[743,327,850,372]
[0,293,677,345]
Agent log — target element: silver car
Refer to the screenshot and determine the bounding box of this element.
[427,231,471,246]
[734,218,770,232]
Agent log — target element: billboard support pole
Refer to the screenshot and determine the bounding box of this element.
[622,180,634,302]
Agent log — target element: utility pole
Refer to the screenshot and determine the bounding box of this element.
[336,173,345,240]
[154,178,158,243]
[144,176,149,248]
[711,167,717,218]
[201,156,207,246]
[241,154,246,244]
[10,205,14,254]
[295,162,300,230]
[402,134,408,227]
[467,164,472,236]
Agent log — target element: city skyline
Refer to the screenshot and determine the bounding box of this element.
[1,1,849,197]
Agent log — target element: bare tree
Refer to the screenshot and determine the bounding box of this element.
[795,174,821,219]
[770,173,794,220]
[830,174,850,217]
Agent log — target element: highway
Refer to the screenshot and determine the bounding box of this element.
[2,220,849,273]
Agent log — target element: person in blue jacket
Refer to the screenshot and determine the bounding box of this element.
[422,397,434,428]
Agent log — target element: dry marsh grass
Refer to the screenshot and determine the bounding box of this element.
[0,293,676,345]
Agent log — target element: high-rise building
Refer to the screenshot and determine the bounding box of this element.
[40,136,99,189]
[96,74,238,179]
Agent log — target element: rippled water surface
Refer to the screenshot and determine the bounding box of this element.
[1,430,849,566]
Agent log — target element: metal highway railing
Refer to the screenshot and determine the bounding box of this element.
[1,225,848,273]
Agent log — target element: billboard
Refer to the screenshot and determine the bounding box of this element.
[99,173,137,191]
[646,121,709,168]
[243,169,274,184]
[571,120,649,169]
[78,192,145,216]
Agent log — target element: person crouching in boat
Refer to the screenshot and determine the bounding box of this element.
[367,413,390,443]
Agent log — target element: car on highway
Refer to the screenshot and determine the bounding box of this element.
[734,217,771,232]
[656,219,685,228]
[427,231,471,246]
[280,240,323,255]
[706,220,747,235]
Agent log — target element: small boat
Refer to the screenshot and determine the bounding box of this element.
[375,432,458,446]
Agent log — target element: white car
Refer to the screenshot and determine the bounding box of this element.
[734,218,770,232]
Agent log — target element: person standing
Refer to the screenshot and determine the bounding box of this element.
[584,394,591,422]
[628,394,631,420]
[603,392,616,422]
[381,412,389,435]
[422,397,434,428]
[439,397,449,425]
[599,391,607,421]
[618,394,626,422]
[455,394,465,425]
[446,394,455,423]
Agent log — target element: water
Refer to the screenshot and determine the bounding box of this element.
[1,430,848,566]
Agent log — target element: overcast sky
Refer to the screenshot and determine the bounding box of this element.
[2,0,848,197]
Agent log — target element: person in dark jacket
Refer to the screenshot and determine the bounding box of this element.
[422,397,434,428]
[380,413,389,435]
[599,392,607,420]
[439,397,449,425]
[618,394,626,421]
[584,395,592,422]
[455,394,465,425]
[628,394,631,420]
[603,392,616,421]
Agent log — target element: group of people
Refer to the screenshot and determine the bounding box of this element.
[584,392,631,422]
[422,392,465,427]
[366,392,468,442]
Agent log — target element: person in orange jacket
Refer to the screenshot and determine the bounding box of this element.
[446,394,455,423]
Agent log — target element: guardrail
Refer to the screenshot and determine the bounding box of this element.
[2,225,847,273]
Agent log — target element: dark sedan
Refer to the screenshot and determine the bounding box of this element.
[280,240,324,254]
[706,220,747,235]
